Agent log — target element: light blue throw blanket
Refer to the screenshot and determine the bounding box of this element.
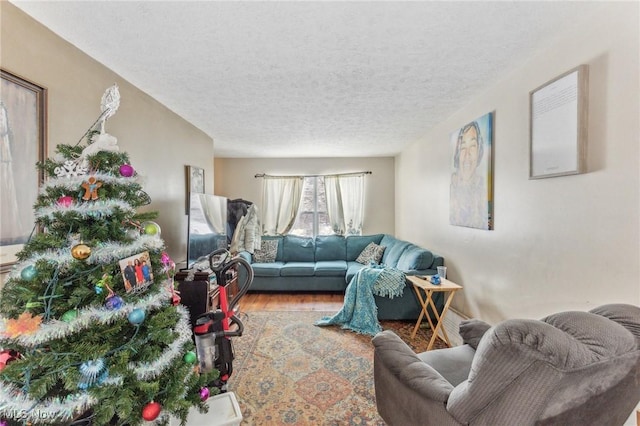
[315,264,406,336]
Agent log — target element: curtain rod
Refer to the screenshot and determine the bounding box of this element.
[255,171,372,179]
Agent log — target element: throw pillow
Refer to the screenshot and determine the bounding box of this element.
[355,242,386,265]
[253,239,279,263]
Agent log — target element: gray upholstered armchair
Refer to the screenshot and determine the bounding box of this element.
[373,303,640,425]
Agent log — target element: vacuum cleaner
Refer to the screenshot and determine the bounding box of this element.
[192,249,253,392]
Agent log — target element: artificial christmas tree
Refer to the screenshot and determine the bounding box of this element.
[0,85,217,425]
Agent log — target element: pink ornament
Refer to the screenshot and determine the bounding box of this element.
[199,387,210,401]
[119,164,135,177]
[57,195,74,208]
[161,252,171,265]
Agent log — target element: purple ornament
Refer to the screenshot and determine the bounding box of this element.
[1,419,8,426]
[199,387,210,401]
[105,295,124,310]
[119,164,135,177]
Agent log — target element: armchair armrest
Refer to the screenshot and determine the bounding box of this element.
[373,330,461,425]
[459,319,492,350]
[237,250,252,264]
[373,330,454,402]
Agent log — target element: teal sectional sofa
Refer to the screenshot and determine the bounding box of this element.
[238,234,444,320]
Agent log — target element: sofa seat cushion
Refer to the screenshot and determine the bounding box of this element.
[314,260,347,277]
[280,262,316,276]
[346,261,367,282]
[417,344,475,387]
[252,262,286,277]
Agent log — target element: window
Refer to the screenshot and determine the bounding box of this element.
[288,177,333,237]
[260,171,367,237]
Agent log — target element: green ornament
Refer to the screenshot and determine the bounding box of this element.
[183,351,197,364]
[61,309,78,322]
[21,265,37,281]
[142,221,161,237]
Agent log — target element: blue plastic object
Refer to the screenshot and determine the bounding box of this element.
[430,274,441,285]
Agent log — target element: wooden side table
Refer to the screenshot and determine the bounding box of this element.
[406,275,463,350]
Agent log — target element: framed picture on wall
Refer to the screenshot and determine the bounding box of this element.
[0,69,47,272]
[185,165,205,214]
[449,112,494,230]
[529,65,588,179]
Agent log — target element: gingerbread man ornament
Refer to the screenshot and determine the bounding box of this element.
[81,176,103,200]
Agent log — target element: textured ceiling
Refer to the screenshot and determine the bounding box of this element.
[11,1,604,158]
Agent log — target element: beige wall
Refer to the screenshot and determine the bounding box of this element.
[0,2,214,273]
[396,4,640,322]
[214,157,395,235]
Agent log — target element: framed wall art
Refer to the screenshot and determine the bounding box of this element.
[185,165,205,214]
[0,69,47,272]
[449,112,494,230]
[529,65,588,179]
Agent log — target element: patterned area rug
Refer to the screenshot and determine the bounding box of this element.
[228,311,446,425]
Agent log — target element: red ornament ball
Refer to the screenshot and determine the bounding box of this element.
[119,164,135,177]
[142,401,162,421]
[171,293,181,306]
[0,349,20,371]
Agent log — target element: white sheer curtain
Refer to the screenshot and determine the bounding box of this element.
[325,174,365,236]
[261,176,304,235]
[198,194,227,234]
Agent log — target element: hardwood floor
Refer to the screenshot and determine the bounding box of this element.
[240,292,344,312]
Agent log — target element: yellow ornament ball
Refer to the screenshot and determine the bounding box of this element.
[71,243,91,260]
[142,221,161,237]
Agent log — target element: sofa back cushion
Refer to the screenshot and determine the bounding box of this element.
[315,235,347,261]
[396,244,435,271]
[346,234,384,261]
[283,235,315,262]
[380,235,410,267]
